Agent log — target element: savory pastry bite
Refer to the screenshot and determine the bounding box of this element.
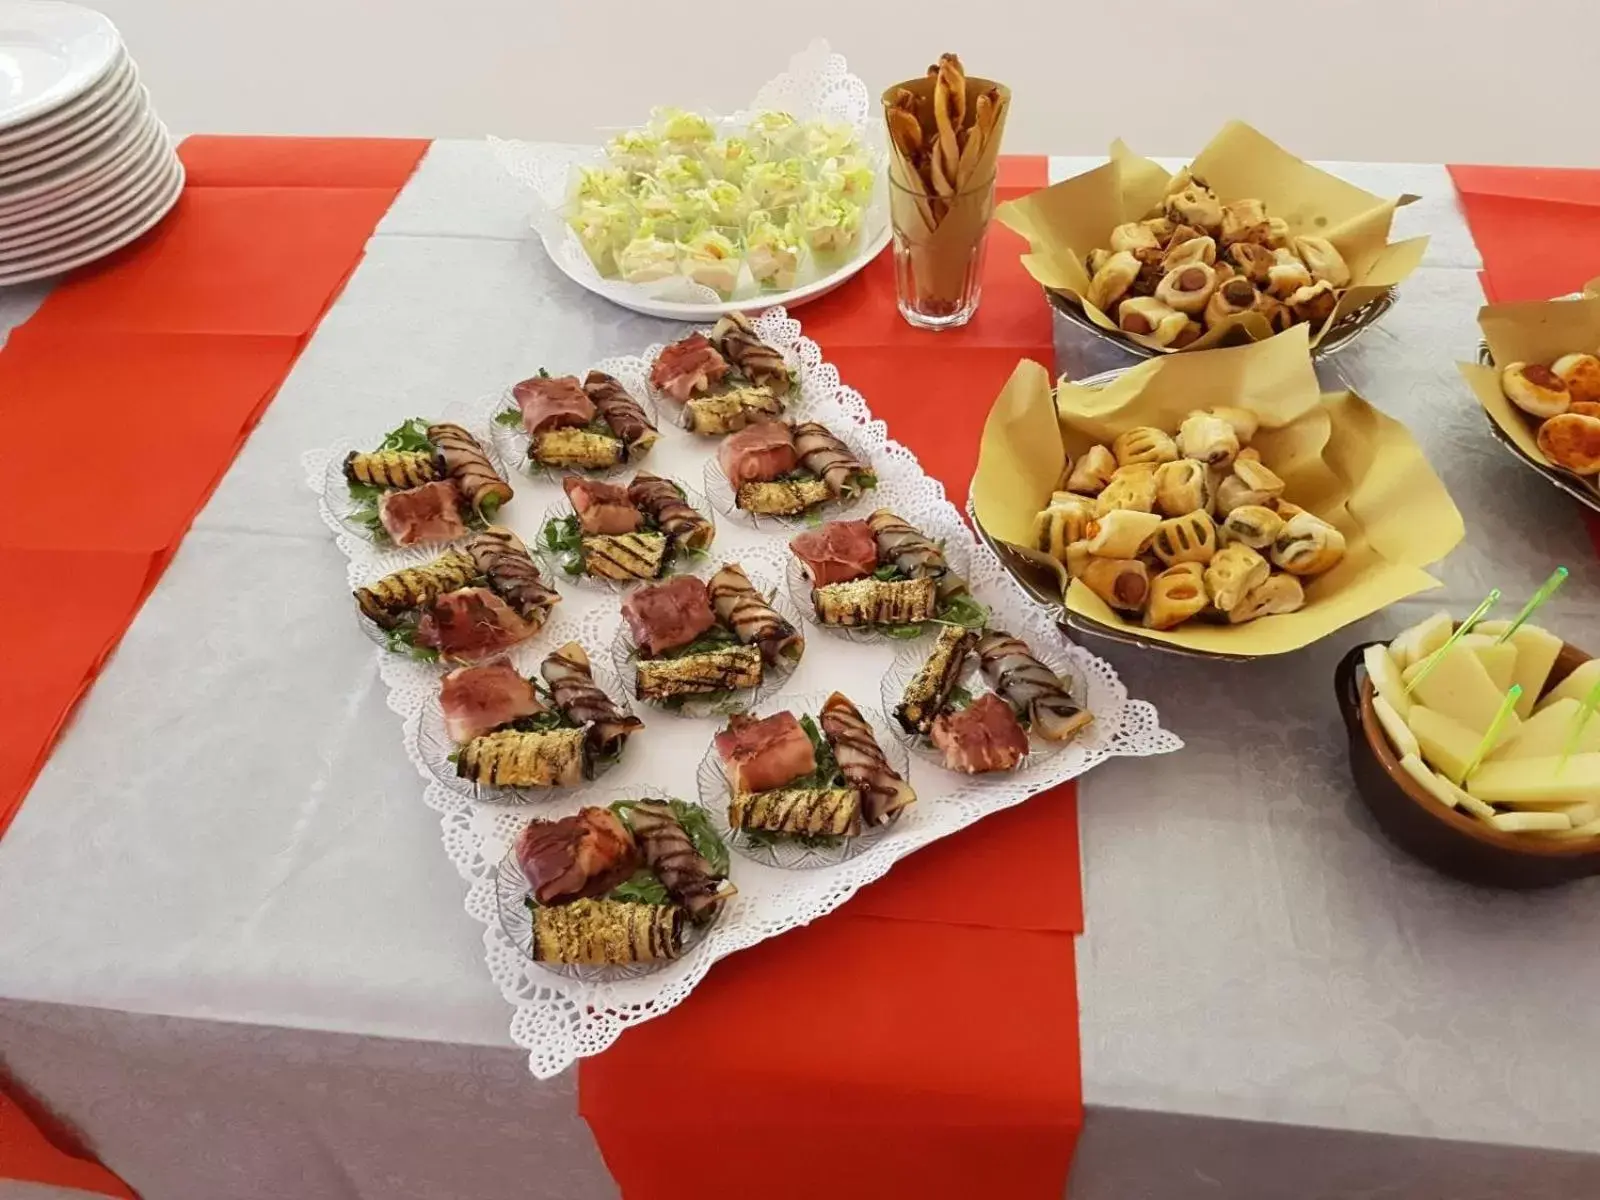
[1552,353,1600,406]
[1209,406,1260,444]
[1145,562,1209,630]
[622,573,775,705]
[1094,467,1159,516]
[1083,509,1161,557]
[1117,296,1189,346]
[1081,557,1150,612]
[895,625,975,734]
[1225,242,1275,286]
[1164,181,1223,233]
[790,514,986,632]
[1033,493,1097,561]
[1203,276,1261,328]
[1203,543,1270,612]
[1110,221,1162,253]
[1065,444,1117,494]
[1088,249,1141,312]
[975,631,1092,743]
[1574,402,1600,419]
[1266,249,1313,299]
[1113,425,1180,469]
[1536,413,1600,475]
[1154,458,1208,516]
[1227,573,1305,623]
[517,801,734,965]
[1155,263,1219,315]
[1271,511,1347,576]
[1265,217,1292,249]
[1177,411,1241,467]
[1256,294,1296,333]
[342,418,513,546]
[1287,280,1338,325]
[542,473,712,582]
[1149,510,1218,565]
[1162,235,1217,271]
[1140,216,1177,243]
[1291,236,1351,288]
[718,421,876,516]
[1219,198,1271,247]
[1220,504,1284,550]
[1500,363,1571,420]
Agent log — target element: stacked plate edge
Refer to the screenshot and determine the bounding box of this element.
[0,1,183,286]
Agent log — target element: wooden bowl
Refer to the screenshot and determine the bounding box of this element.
[1334,638,1600,888]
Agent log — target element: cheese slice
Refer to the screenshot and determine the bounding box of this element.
[1364,643,1411,719]
[1538,659,1600,714]
[1491,811,1573,833]
[1389,611,1452,671]
[1403,646,1521,737]
[1400,752,1496,818]
[1406,705,1508,786]
[1502,626,1564,718]
[1530,815,1600,841]
[1485,699,1600,763]
[1373,695,1419,758]
[1465,753,1600,806]
[1470,643,1518,694]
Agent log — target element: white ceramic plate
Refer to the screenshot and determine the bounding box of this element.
[544,224,891,320]
[0,104,159,221]
[0,44,127,148]
[0,107,166,238]
[0,2,121,130]
[0,68,140,177]
[0,142,175,260]
[0,145,182,286]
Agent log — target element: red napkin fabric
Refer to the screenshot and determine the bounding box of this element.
[582,156,1085,1200]
[1449,164,1600,553]
[0,136,426,1198]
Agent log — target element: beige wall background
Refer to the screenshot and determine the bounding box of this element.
[103,0,1595,165]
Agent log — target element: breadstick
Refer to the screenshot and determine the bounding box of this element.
[939,54,967,136]
[932,58,961,187]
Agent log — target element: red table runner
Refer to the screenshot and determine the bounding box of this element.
[0,135,428,1197]
[580,156,1086,1200]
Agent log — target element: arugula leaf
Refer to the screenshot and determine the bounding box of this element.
[383,623,438,663]
[495,407,524,428]
[853,470,878,491]
[671,799,731,875]
[510,710,566,733]
[789,714,842,789]
[561,554,584,576]
[882,622,927,640]
[743,829,841,851]
[937,591,990,631]
[609,868,670,906]
[540,515,586,575]
[657,625,741,659]
[946,684,975,711]
[479,494,503,521]
[377,418,435,453]
[873,564,902,582]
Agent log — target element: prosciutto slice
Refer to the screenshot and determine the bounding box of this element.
[789,520,878,587]
[930,693,1029,774]
[562,476,641,535]
[378,481,469,546]
[439,662,544,744]
[515,807,640,905]
[714,711,816,794]
[414,587,537,660]
[649,333,728,401]
[717,422,797,487]
[514,374,595,434]
[620,575,717,656]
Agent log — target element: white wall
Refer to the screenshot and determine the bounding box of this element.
[101,0,1597,165]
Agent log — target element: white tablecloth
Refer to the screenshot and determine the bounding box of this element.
[1,147,1597,1200]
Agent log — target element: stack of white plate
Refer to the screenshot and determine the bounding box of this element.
[0,2,182,287]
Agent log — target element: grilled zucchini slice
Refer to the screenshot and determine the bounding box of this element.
[532,428,625,469]
[895,624,975,734]
[582,532,667,580]
[456,727,584,787]
[531,898,683,964]
[353,549,477,628]
[736,477,833,515]
[814,577,937,627]
[635,646,763,700]
[729,786,862,838]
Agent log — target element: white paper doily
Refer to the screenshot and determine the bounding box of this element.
[303,306,1183,1079]
[488,41,890,319]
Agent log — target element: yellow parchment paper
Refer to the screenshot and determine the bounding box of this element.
[971,327,1464,656]
[1461,294,1600,493]
[995,120,1429,353]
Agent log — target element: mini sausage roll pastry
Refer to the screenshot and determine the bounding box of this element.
[1500,363,1572,420]
[1209,406,1260,445]
[1117,297,1189,346]
[1291,236,1351,288]
[1271,511,1347,576]
[1203,277,1261,329]
[1227,573,1306,623]
[1287,280,1338,326]
[1220,504,1285,550]
[1164,182,1223,233]
[1080,557,1150,612]
[1266,249,1312,299]
[1225,242,1275,286]
[1065,444,1118,495]
[1145,562,1209,630]
[1203,543,1270,612]
[1087,249,1141,313]
[1094,468,1159,516]
[1162,235,1217,272]
[1083,509,1161,558]
[1033,494,1097,560]
[1155,264,1219,316]
[1177,411,1241,467]
[1220,198,1271,247]
[1154,458,1208,516]
[1150,510,1219,566]
[1112,426,1180,469]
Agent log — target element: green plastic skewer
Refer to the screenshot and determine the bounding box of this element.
[1461,685,1522,784]
[1495,567,1568,644]
[1404,589,1500,695]
[1557,676,1600,772]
